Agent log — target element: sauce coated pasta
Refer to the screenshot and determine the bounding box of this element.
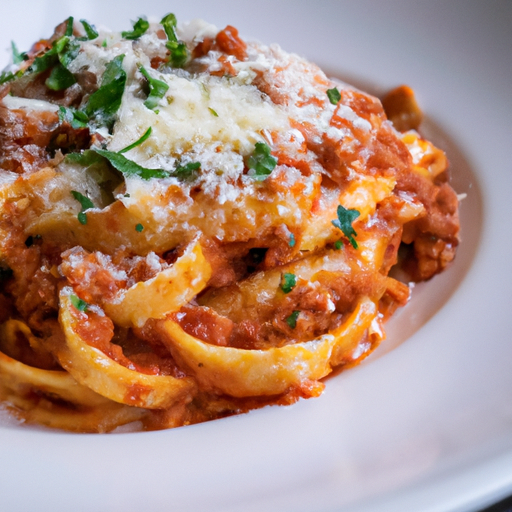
[0,15,459,432]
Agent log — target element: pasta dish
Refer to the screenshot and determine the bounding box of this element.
[0,15,460,432]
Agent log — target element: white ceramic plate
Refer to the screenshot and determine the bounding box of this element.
[1,1,511,511]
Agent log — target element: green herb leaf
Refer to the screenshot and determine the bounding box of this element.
[119,127,152,153]
[32,35,78,72]
[139,66,169,110]
[327,87,341,105]
[92,149,170,180]
[45,63,76,90]
[160,13,188,68]
[122,17,149,40]
[331,204,360,249]
[11,41,27,64]
[160,13,178,42]
[53,36,69,55]
[0,71,16,85]
[248,142,277,179]
[101,54,125,84]
[58,106,89,129]
[71,190,94,225]
[286,310,300,329]
[70,293,88,312]
[64,16,74,37]
[208,107,218,117]
[334,240,343,250]
[280,273,297,294]
[77,211,87,225]
[166,40,188,68]
[80,19,99,40]
[71,190,94,210]
[135,223,144,232]
[58,38,80,68]
[65,150,106,166]
[30,49,58,74]
[171,161,201,180]
[28,32,79,92]
[84,54,126,127]
[288,232,296,248]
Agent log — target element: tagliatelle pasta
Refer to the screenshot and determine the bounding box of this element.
[57,288,197,409]
[0,15,460,432]
[160,297,377,397]
[103,235,212,328]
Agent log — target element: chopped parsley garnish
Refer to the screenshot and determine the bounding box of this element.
[70,294,88,312]
[208,107,219,117]
[56,55,126,130]
[331,205,360,249]
[167,41,188,68]
[45,63,76,91]
[288,232,296,248]
[58,106,89,129]
[0,70,19,85]
[135,223,144,232]
[11,41,27,64]
[160,13,188,68]
[171,161,201,179]
[280,273,297,294]
[119,127,152,153]
[122,17,149,40]
[92,149,170,180]
[29,51,55,74]
[29,35,79,88]
[29,18,79,79]
[80,19,99,40]
[334,240,343,250]
[66,148,169,181]
[327,87,341,105]
[65,150,105,167]
[84,54,126,128]
[64,16,74,37]
[59,40,80,69]
[139,66,169,110]
[22,21,80,92]
[161,13,178,41]
[286,310,300,329]
[247,142,277,180]
[71,190,94,224]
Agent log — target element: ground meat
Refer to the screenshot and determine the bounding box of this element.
[175,305,234,347]
[0,204,60,331]
[60,247,169,305]
[60,247,125,303]
[0,103,90,175]
[0,106,58,174]
[398,170,460,280]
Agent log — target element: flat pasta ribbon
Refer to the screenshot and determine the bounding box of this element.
[57,288,196,409]
[0,322,147,432]
[159,297,377,397]
[104,236,212,327]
